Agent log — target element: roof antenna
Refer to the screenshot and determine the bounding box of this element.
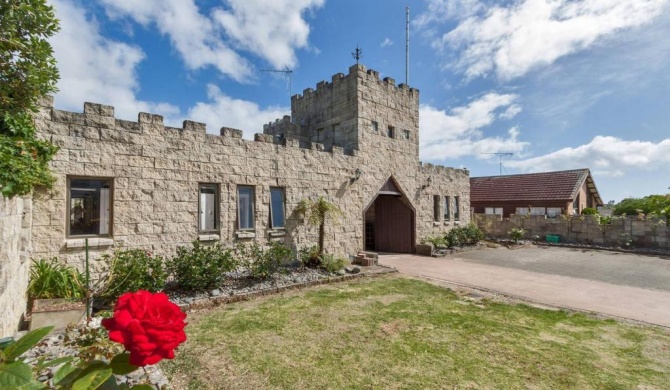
[352,45,363,65]
[261,66,293,95]
[405,6,410,85]
[481,152,514,175]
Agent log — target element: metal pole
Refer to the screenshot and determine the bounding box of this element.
[85,238,90,321]
[406,6,410,86]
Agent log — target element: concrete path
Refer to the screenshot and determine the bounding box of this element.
[379,248,670,328]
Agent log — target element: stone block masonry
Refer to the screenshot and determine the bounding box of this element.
[0,196,32,337]
[29,64,469,282]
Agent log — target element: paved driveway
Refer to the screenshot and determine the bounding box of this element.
[379,246,670,327]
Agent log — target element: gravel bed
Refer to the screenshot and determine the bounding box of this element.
[20,317,169,389]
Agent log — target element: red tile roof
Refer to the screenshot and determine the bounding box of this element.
[470,169,600,203]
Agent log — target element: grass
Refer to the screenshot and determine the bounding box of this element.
[162,276,670,389]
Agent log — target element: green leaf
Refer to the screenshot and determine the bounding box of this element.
[0,361,45,390]
[36,356,74,370]
[129,385,155,390]
[72,364,113,390]
[94,375,120,390]
[110,353,139,376]
[3,327,53,361]
[53,362,79,386]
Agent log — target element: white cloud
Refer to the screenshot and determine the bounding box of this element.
[380,38,393,48]
[188,85,288,139]
[100,0,253,82]
[213,0,324,70]
[500,104,522,119]
[506,136,670,177]
[423,0,669,80]
[49,0,179,120]
[419,93,528,160]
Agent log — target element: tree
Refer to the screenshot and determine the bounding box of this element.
[1,0,60,115]
[0,0,60,197]
[294,196,343,257]
[613,194,670,220]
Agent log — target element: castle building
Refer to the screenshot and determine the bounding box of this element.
[30,63,470,270]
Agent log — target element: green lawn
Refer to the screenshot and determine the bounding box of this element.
[162,276,670,389]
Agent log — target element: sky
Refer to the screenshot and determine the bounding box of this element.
[47,0,670,203]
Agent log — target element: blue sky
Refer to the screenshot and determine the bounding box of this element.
[48,0,670,202]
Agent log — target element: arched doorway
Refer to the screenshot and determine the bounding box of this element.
[363,178,415,253]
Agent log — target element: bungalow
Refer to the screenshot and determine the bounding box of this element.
[470,169,603,218]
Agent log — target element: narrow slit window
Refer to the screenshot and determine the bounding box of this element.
[270,187,286,229]
[433,195,440,222]
[199,183,219,233]
[237,186,255,230]
[402,130,410,140]
[387,125,395,138]
[371,121,379,132]
[68,177,113,237]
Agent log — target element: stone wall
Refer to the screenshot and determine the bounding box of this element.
[474,214,669,248]
[0,196,32,337]
[31,64,470,277]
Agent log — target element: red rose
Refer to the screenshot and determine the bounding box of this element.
[102,290,187,366]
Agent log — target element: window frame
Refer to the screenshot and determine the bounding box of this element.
[402,129,410,140]
[454,196,460,221]
[66,176,114,238]
[269,187,286,229]
[237,185,255,231]
[433,195,441,222]
[198,183,219,233]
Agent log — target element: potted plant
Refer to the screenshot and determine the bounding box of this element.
[27,258,87,332]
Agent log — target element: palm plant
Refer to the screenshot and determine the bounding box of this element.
[294,196,343,257]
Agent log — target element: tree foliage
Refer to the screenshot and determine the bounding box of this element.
[613,194,670,220]
[1,0,60,115]
[0,0,60,197]
[295,196,342,257]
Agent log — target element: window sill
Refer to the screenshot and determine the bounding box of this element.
[269,229,286,237]
[454,220,460,225]
[198,234,220,241]
[444,221,451,225]
[65,237,114,249]
[433,222,441,227]
[235,231,256,239]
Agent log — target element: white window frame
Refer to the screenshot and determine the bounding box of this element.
[269,187,286,229]
[67,176,113,238]
[237,186,255,230]
[485,207,503,216]
[198,183,219,233]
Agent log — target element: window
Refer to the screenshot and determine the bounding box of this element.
[68,177,112,237]
[402,130,410,140]
[546,207,562,218]
[371,121,379,132]
[454,196,460,220]
[531,207,546,216]
[237,186,255,230]
[485,207,503,216]
[573,194,580,215]
[515,207,529,215]
[387,125,395,138]
[199,183,219,232]
[270,187,286,229]
[444,196,451,221]
[433,195,440,222]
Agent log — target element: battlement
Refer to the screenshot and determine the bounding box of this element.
[420,161,469,176]
[291,63,419,102]
[37,99,359,157]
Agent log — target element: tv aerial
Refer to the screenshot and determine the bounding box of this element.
[481,152,514,175]
[261,66,293,95]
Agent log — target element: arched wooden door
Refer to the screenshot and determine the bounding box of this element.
[364,178,415,253]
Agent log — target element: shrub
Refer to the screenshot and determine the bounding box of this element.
[236,241,292,278]
[508,228,527,243]
[98,249,167,303]
[581,207,599,215]
[444,224,484,248]
[167,241,237,291]
[423,235,446,247]
[27,258,86,302]
[299,245,321,268]
[320,254,348,273]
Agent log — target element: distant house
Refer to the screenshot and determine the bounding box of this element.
[470,168,603,218]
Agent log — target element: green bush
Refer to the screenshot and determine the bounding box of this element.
[299,245,321,268]
[168,241,237,291]
[581,207,599,215]
[423,235,447,247]
[444,224,484,248]
[320,254,348,273]
[236,241,292,278]
[98,249,167,302]
[508,228,527,243]
[27,258,85,301]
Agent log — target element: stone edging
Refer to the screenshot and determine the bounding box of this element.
[176,267,398,312]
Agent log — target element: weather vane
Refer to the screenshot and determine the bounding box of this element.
[351,45,363,64]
